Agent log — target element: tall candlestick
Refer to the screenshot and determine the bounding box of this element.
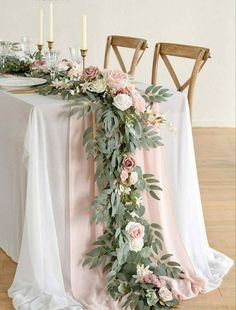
[49,1,54,42]
[80,15,87,50]
[39,9,43,45]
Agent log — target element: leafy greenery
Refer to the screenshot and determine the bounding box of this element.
[0,56,32,75]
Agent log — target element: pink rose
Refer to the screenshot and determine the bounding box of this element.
[120,169,129,183]
[158,286,173,302]
[133,93,146,114]
[106,70,128,89]
[83,66,100,80]
[122,155,135,172]
[143,274,166,288]
[57,59,71,71]
[31,60,49,73]
[126,222,145,239]
[113,87,129,97]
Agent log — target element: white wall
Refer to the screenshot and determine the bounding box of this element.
[0,0,235,127]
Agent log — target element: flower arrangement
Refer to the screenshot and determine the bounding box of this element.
[38,67,182,309]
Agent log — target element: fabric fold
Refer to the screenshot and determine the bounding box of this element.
[8,107,83,310]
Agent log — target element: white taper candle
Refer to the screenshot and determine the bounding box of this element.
[80,15,87,50]
[39,9,43,45]
[49,1,53,41]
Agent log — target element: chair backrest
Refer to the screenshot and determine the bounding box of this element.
[152,42,211,119]
[104,35,148,76]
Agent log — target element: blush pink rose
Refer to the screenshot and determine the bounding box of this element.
[133,93,146,114]
[120,169,129,183]
[122,155,136,172]
[83,66,100,80]
[143,274,166,288]
[31,60,49,73]
[57,59,71,71]
[106,70,128,89]
[113,87,129,97]
[126,222,145,239]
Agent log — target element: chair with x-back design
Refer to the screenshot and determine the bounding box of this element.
[151,43,211,119]
[104,35,148,77]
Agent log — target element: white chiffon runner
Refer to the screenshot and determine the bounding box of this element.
[0,88,233,309]
[7,107,83,309]
[157,90,234,292]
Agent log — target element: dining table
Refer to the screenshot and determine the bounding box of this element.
[0,84,233,309]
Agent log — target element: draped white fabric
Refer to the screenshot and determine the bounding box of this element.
[0,88,233,309]
[156,89,234,292]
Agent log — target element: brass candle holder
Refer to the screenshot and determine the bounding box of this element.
[80,49,88,70]
[34,44,44,60]
[37,44,43,53]
[47,40,54,51]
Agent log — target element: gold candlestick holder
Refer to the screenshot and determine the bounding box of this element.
[34,44,44,60]
[80,49,88,70]
[47,41,54,51]
[37,44,43,53]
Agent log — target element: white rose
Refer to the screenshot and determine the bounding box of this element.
[113,94,133,111]
[158,286,173,302]
[88,78,107,93]
[129,171,138,185]
[129,238,144,252]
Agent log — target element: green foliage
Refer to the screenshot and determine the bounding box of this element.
[0,56,32,75]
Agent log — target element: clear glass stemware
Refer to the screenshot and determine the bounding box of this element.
[69,46,82,66]
[20,36,33,57]
[45,50,59,81]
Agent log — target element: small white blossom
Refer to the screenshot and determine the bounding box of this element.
[116,185,131,195]
[81,81,90,92]
[129,171,138,185]
[134,264,153,283]
[135,196,143,206]
[51,79,69,89]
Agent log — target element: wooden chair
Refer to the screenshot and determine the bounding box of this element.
[104,35,148,76]
[151,43,211,119]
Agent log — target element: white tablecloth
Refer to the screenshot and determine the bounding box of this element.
[0,87,233,309]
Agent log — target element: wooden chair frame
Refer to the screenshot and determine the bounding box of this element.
[104,35,148,76]
[152,43,211,119]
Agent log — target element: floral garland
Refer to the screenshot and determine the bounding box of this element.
[1,54,183,308]
[37,64,184,309]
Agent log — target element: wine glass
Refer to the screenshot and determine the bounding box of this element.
[0,41,11,71]
[20,36,33,57]
[45,50,59,80]
[69,46,82,66]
